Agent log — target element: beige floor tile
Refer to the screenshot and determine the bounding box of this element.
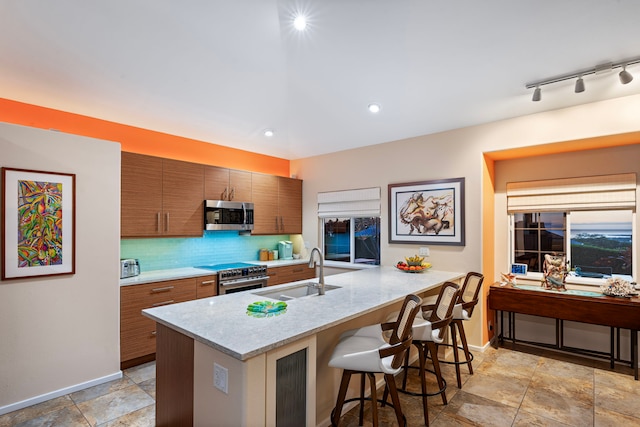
[594,379,640,419]
[520,372,594,426]
[3,347,638,427]
[75,384,154,426]
[0,396,75,427]
[97,404,155,427]
[460,369,530,408]
[8,405,90,427]
[512,409,574,426]
[594,406,640,426]
[437,389,518,427]
[123,362,155,384]
[70,377,135,405]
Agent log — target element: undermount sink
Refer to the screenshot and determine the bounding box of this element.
[253,282,341,301]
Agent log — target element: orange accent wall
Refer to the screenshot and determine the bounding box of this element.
[0,98,290,176]
[481,154,496,344]
[484,132,640,161]
[481,133,640,344]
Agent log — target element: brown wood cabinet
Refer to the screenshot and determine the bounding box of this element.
[267,264,316,287]
[120,278,197,368]
[121,153,204,237]
[196,275,218,299]
[252,173,302,235]
[204,166,251,202]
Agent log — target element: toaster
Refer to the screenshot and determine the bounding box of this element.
[120,258,140,279]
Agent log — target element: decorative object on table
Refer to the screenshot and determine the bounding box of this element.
[511,263,528,276]
[540,252,567,291]
[500,272,517,286]
[396,255,431,272]
[2,167,76,280]
[600,277,634,297]
[388,177,465,246]
[246,301,288,318]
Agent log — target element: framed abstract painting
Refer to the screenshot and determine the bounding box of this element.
[388,177,465,246]
[2,167,76,280]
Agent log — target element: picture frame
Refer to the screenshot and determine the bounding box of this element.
[511,263,528,276]
[388,177,465,246]
[2,167,76,280]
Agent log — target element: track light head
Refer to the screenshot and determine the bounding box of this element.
[619,66,633,84]
[532,86,541,102]
[574,76,585,93]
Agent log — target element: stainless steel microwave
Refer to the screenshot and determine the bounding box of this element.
[204,200,254,231]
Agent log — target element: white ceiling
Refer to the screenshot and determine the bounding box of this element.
[2,1,640,160]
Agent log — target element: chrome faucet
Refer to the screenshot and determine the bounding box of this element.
[308,247,325,295]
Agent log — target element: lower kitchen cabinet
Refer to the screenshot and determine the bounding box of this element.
[120,278,196,368]
[267,264,316,287]
[196,275,217,299]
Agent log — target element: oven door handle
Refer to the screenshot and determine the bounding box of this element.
[219,276,269,289]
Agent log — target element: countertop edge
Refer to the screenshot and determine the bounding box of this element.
[120,259,309,286]
[143,268,465,361]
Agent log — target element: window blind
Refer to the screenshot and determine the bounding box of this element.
[506,173,637,212]
[317,187,381,218]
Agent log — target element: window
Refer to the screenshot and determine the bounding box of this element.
[507,173,636,283]
[317,187,381,266]
[323,217,380,265]
[510,209,634,281]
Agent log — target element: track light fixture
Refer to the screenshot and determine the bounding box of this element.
[526,56,640,101]
[619,65,633,84]
[532,86,541,102]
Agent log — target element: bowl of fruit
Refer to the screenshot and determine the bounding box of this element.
[396,255,432,273]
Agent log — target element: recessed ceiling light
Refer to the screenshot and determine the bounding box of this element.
[263,129,274,137]
[368,103,381,113]
[293,15,307,31]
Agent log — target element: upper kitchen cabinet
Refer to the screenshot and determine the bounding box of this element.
[121,153,204,237]
[204,166,251,202]
[252,173,302,235]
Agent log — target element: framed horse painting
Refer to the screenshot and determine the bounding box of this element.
[388,177,465,246]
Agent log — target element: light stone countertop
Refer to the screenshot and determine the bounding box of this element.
[119,259,309,286]
[142,267,464,361]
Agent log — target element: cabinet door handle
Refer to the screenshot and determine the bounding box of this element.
[151,285,174,293]
[152,300,175,307]
[200,280,216,286]
[280,216,284,231]
[165,212,169,232]
[151,331,157,336]
[229,187,235,200]
[222,187,228,201]
[157,212,161,232]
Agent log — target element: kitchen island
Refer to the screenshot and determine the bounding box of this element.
[143,266,464,426]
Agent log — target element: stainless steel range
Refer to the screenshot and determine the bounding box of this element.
[196,262,268,295]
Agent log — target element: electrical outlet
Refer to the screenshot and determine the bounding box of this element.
[419,247,430,256]
[214,363,228,394]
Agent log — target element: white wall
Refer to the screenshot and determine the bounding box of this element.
[292,93,640,349]
[0,123,121,412]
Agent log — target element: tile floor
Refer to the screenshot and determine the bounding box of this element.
[1,344,638,426]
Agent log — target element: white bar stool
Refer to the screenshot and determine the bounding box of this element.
[443,272,484,388]
[399,281,460,426]
[328,294,422,427]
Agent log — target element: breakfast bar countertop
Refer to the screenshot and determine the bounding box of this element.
[142,266,464,361]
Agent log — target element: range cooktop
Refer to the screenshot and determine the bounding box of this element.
[195,262,259,271]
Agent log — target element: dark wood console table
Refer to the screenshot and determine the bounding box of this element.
[488,283,639,380]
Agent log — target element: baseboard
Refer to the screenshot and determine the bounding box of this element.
[0,371,123,416]
[468,341,492,353]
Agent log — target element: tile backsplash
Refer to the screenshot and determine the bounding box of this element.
[121,231,289,272]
